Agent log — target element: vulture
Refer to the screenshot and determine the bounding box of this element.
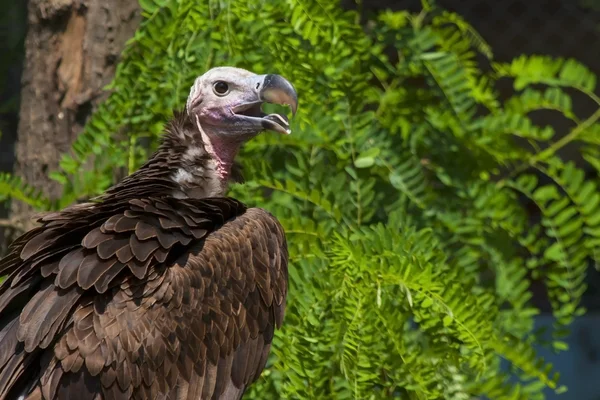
[0,67,297,400]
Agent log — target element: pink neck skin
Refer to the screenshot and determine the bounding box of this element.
[196,115,241,182]
[209,136,240,182]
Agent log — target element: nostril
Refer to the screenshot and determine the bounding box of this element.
[256,82,260,90]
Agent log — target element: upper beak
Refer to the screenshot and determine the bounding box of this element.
[256,74,298,116]
[231,74,298,135]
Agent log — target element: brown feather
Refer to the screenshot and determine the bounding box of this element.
[77,258,119,290]
[129,236,160,263]
[82,228,112,249]
[19,230,57,261]
[0,317,20,371]
[113,215,139,233]
[94,262,127,294]
[135,221,158,241]
[18,286,81,352]
[56,251,88,289]
[40,259,61,278]
[101,214,125,233]
[97,237,130,260]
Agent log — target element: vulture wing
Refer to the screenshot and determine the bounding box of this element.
[0,196,288,400]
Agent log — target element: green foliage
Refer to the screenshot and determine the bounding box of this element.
[0,173,50,209]
[2,0,600,398]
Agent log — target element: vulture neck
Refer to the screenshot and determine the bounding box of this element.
[102,112,240,201]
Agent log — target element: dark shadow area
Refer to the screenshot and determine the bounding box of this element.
[0,0,27,252]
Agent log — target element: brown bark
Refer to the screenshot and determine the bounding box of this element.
[11,0,141,231]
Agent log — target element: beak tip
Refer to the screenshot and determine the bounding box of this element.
[260,73,298,117]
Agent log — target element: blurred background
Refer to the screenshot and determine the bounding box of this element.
[1,0,599,399]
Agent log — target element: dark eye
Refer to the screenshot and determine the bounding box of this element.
[213,81,229,95]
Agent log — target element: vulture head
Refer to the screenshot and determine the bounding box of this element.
[186,66,298,138]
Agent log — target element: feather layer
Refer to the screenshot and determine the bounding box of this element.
[0,194,287,399]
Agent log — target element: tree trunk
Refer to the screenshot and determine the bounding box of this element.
[10,0,140,231]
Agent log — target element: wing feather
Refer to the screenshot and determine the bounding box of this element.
[0,196,287,399]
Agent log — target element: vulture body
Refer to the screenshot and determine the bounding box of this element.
[0,67,297,399]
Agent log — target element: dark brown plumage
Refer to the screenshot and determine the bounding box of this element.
[0,67,296,400]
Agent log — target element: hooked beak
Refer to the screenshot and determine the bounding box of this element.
[232,74,298,135]
[260,74,298,116]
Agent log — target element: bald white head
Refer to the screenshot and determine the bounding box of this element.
[186,66,298,139]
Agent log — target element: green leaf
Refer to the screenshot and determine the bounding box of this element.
[354,148,381,169]
[421,297,434,308]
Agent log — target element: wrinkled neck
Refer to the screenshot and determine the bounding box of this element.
[168,116,245,198]
[200,129,241,183]
[102,112,241,201]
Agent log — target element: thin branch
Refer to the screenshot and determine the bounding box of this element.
[0,215,31,232]
[0,218,21,229]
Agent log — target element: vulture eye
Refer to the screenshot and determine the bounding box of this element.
[213,81,229,96]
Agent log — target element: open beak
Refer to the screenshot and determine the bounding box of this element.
[232,74,298,135]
